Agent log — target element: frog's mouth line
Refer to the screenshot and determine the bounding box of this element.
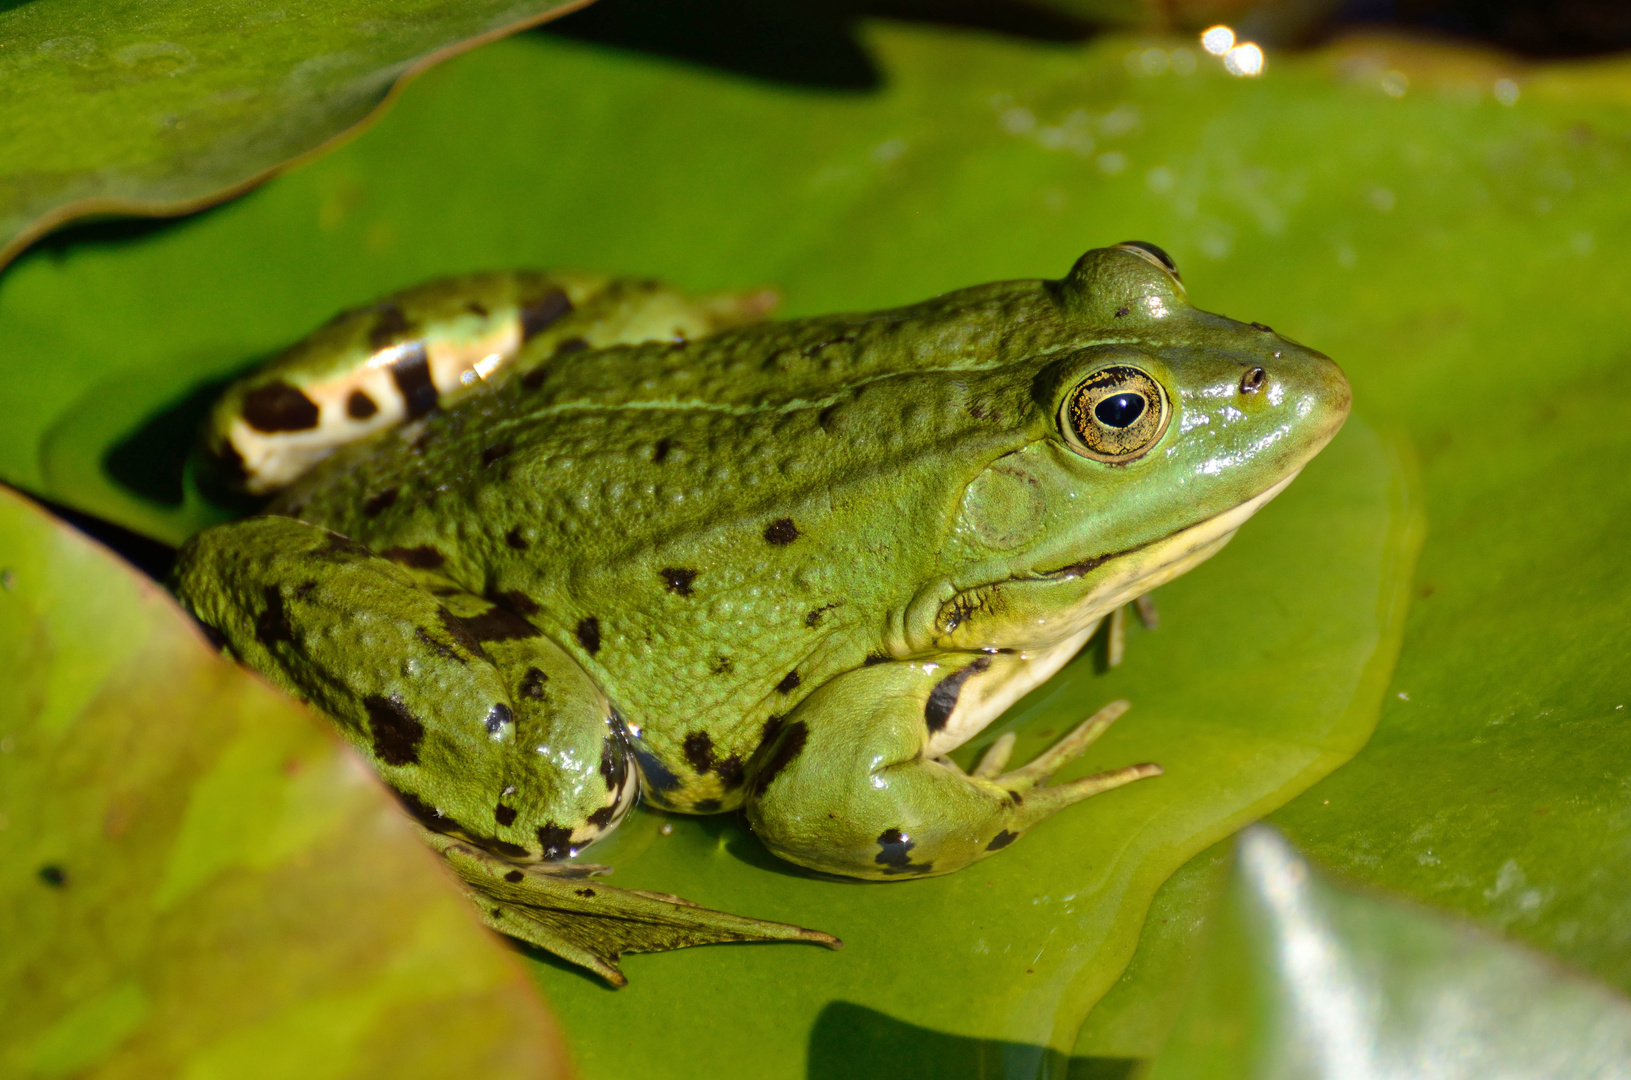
[1032,469,1303,587]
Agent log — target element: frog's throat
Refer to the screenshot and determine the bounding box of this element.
[914,469,1301,760]
[1041,466,1302,612]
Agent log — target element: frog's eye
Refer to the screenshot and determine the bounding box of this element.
[1113,241,1181,282]
[1060,365,1171,463]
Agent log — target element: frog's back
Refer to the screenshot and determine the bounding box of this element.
[267,279,1080,802]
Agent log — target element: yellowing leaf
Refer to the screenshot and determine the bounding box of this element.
[0,485,571,1079]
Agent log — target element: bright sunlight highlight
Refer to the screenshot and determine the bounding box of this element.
[1200,25,1234,56]
[1224,42,1265,77]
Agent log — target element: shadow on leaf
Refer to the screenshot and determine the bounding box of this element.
[541,0,1098,89]
[808,1001,1138,1080]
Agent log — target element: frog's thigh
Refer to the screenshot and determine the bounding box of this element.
[172,515,635,861]
[743,660,1156,880]
[209,272,776,495]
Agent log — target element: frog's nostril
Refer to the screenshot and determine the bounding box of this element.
[1239,367,1267,395]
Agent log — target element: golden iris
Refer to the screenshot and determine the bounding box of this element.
[1061,365,1170,462]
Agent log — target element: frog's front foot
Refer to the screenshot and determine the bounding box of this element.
[423,831,840,987]
[745,662,1162,881]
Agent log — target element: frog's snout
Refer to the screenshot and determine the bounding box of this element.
[1258,346,1351,444]
[1305,350,1352,430]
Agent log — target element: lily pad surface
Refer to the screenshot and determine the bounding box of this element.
[0,486,570,1079]
[1147,827,1631,1079]
[0,0,591,268]
[1,12,1628,1080]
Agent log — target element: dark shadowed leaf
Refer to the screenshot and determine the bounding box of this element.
[0,0,591,269]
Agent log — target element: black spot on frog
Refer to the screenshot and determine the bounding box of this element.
[576,616,602,654]
[751,719,809,795]
[874,829,933,875]
[924,657,991,733]
[381,545,445,569]
[763,517,800,545]
[362,487,398,517]
[805,603,839,627]
[520,289,573,340]
[504,869,525,883]
[495,804,518,827]
[254,585,294,646]
[433,609,489,659]
[347,389,379,419]
[365,694,425,767]
[388,343,438,419]
[986,829,1019,851]
[661,567,698,596]
[587,805,618,827]
[486,588,541,616]
[537,822,576,860]
[480,443,513,467]
[599,736,629,792]
[518,667,548,700]
[243,382,320,432]
[369,302,413,348]
[683,731,716,774]
[775,670,801,694]
[460,607,541,642]
[504,527,529,550]
[37,864,67,888]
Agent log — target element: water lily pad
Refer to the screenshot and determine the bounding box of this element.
[1146,827,1631,1079]
[0,485,570,1078]
[0,0,591,269]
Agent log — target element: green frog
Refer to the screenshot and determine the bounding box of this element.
[172,243,1350,985]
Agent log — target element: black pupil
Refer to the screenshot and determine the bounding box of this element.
[1094,393,1146,428]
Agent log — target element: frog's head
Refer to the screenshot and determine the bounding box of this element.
[911,243,1350,653]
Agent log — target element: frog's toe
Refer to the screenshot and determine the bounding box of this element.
[999,699,1135,789]
[970,731,1017,778]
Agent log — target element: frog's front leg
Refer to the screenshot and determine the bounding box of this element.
[172,516,836,984]
[744,659,1161,879]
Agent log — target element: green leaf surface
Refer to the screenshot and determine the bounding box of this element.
[1146,827,1631,1079]
[2,15,1628,1079]
[0,485,571,1079]
[0,0,590,269]
[1070,37,1631,1069]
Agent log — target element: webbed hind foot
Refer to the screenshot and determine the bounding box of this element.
[426,832,841,987]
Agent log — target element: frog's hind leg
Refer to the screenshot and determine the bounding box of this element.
[172,514,837,984]
[204,273,779,496]
[172,514,637,857]
[743,661,1161,880]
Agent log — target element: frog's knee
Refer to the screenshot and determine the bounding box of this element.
[201,272,612,495]
[174,516,638,861]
